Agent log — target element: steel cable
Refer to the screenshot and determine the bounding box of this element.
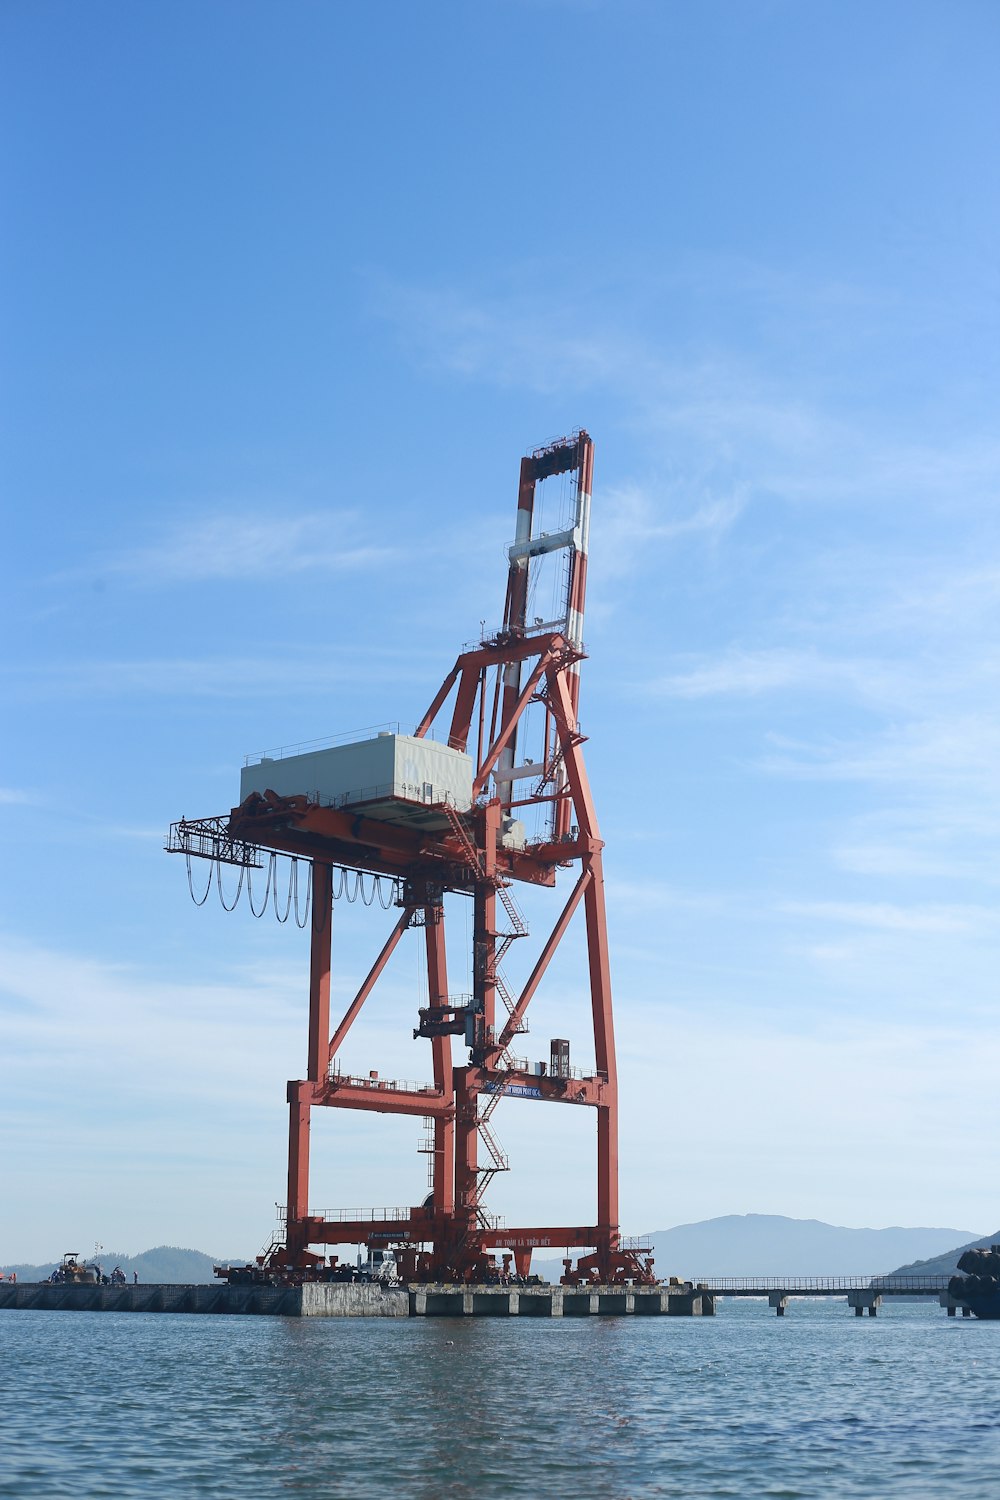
[186,852,213,906]
[294,860,311,929]
[191,849,400,920]
[247,852,276,918]
[272,858,294,923]
[216,859,246,912]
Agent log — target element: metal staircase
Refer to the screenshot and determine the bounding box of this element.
[439,802,529,1038]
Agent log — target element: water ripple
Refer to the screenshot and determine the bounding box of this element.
[1,1301,999,1497]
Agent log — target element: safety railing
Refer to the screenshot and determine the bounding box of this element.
[695,1276,952,1292]
[483,1063,606,1085]
[474,1209,506,1232]
[165,816,264,869]
[315,1207,416,1224]
[328,1068,443,1096]
[243,723,401,766]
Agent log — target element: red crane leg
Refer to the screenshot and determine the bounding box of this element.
[424,907,455,1217]
[308,863,332,1083]
[475,882,498,1043]
[583,849,619,1250]
[474,803,501,1075]
[453,1068,479,1242]
[286,1088,311,1260]
[287,862,332,1261]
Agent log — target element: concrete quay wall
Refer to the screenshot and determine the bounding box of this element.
[0,1282,303,1316]
[410,1284,713,1316]
[0,1281,409,1317]
[0,1281,711,1318]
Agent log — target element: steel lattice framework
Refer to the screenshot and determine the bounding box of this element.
[170,432,654,1285]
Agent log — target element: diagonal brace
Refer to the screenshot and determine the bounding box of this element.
[472,653,552,797]
[497,868,592,1049]
[328,909,411,1065]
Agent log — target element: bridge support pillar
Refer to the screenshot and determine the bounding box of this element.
[848,1291,882,1317]
[768,1293,788,1317]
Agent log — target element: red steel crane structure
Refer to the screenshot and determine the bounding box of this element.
[169,432,653,1285]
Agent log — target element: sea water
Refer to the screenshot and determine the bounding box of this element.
[1,1299,998,1497]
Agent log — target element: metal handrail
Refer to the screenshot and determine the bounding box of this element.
[328,1069,443,1096]
[165,816,264,868]
[316,1207,415,1223]
[695,1275,952,1291]
[244,723,401,766]
[488,1063,605,1083]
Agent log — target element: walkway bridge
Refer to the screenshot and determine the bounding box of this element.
[695,1275,957,1316]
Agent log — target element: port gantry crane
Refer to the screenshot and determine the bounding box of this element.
[169,432,654,1286]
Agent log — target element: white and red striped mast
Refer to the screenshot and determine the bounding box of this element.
[498,432,594,839]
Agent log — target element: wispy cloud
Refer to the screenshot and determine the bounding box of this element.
[599,483,746,575]
[832,805,1000,883]
[613,1002,1000,1230]
[0,787,37,806]
[107,511,396,585]
[375,280,644,395]
[377,275,1000,515]
[605,877,724,914]
[782,900,989,936]
[644,647,909,702]
[761,716,1000,791]
[0,934,299,1102]
[0,649,432,701]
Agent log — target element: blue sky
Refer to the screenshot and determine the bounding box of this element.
[3,0,999,1263]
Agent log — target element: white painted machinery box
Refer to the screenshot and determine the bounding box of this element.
[240,732,473,830]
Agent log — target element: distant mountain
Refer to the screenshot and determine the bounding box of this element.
[888,1230,1000,1279]
[2,1245,247,1284]
[532,1215,983,1282]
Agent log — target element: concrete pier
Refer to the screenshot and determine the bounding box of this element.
[0,1281,712,1319]
[407,1284,713,1317]
[0,1281,409,1317]
[705,1278,953,1314]
[847,1290,882,1318]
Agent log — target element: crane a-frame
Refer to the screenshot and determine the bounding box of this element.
[169,432,653,1285]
